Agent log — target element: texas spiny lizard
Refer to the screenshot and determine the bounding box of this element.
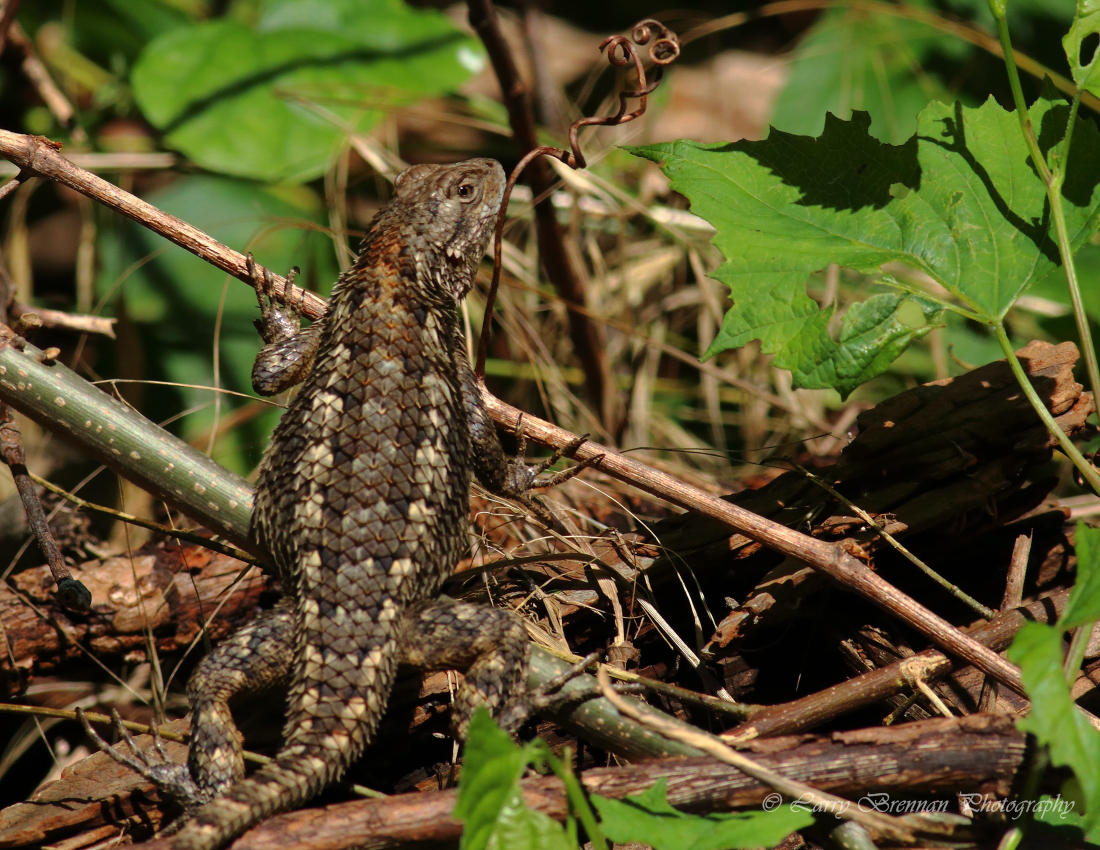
[88,158,574,850]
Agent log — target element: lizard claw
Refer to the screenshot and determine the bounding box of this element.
[248,254,303,346]
[505,416,601,495]
[511,652,647,726]
[78,707,207,815]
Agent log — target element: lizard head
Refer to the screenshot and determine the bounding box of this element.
[387,158,506,301]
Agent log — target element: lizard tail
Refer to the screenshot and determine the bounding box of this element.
[171,621,401,850]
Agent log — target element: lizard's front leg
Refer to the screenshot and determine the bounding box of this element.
[248,256,326,396]
[458,350,594,534]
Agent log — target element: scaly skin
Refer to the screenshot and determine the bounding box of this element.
[169,159,533,850]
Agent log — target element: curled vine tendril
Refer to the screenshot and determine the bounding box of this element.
[476,19,680,378]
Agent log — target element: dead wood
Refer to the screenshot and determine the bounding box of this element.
[0,542,269,697]
[729,589,1069,739]
[0,716,1024,850]
[1,340,1093,848]
[701,340,1088,656]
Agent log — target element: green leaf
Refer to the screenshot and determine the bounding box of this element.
[1031,793,1099,842]
[629,90,1100,397]
[592,779,813,850]
[1064,0,1100,96]
[455,710,541,850]
[1008,622,1100,828]
[481,804,574,850]
[772,5,957,144]
[131,0,484,182]
[1061,523,1100,629]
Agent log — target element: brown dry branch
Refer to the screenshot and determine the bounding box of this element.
[8,303,115,338]
[5,18,85,144]
[467,0,610,428]
[477,341,1092,701]
[0,130,1059,699]
[0,406,88,612]
[0,715,1022,850]
[0,0,19,59]
[482,385,1040,698]
[0,256,90,612]
[0,292,1083,696]
[473,341,1088,728]
[0,132,321,320]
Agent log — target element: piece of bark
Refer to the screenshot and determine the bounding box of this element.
[701,341,1090,658]
[0,541,270,697]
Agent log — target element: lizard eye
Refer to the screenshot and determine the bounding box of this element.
[455,183,478,202]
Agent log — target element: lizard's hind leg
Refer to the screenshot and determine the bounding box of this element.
[184,599,296,801]
[82,600,296,821]
[398,599,530,737]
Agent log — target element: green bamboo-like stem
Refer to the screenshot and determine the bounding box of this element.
[994,324,1100,494]
[0,328,256,550]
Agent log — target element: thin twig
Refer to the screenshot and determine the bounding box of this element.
[30,471,257,565]
[595,666,919,842]
[791,460,997,620]
[10,302,116,337]
[0,402,90,610]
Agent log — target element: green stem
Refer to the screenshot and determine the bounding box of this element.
[989,4,1100,415]
[989,1,1100,462]
[994,324,1100,494]
[1060,89,1083,171]
[1064,622,1092,686]
[989,3,1051,184]
[544,747,609,850]
[1046,89,1100,416]
[1048,170,1100,420]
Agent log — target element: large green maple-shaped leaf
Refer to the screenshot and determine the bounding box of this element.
[629,89,1100,397]
[132,0,483,183]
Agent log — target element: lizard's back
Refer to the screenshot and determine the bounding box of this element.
[177,159,506,850]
